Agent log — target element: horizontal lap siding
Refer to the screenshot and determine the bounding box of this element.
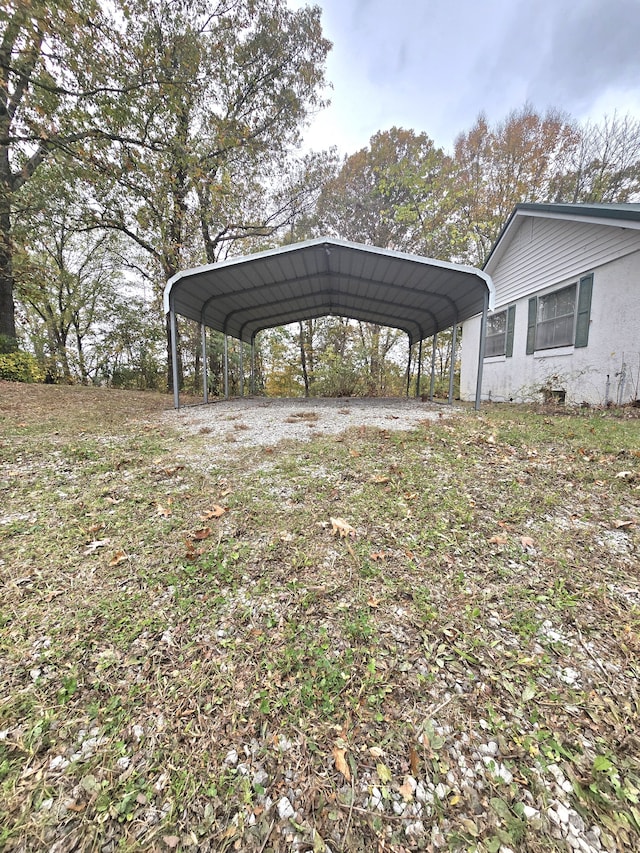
[490,217,640,307]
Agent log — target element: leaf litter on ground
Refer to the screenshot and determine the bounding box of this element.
[0,383,639,852]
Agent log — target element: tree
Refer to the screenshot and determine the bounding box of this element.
[13,158,125,382]
[551,112,640,203]
[452,105,577,265]
[0,0,127,349]
[314,127,452,255]
[86,0,330,387]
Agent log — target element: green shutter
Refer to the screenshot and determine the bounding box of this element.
[505,305,516,357]
[526,297,537,354]
[575,273,593,348]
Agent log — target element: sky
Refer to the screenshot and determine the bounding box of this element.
[290,0,640,156]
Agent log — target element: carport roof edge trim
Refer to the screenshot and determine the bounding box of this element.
[163,236,495,342]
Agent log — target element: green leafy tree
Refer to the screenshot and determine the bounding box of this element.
[86,0,330,387]
[0,0,126,349]
[13,159,125,382]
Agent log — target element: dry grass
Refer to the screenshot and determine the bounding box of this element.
[0,382,639,853]
[284,411,320,424]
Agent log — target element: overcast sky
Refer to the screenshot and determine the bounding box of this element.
[292,0,640,155]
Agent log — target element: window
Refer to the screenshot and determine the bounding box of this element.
[485,305,515,358]
[485,311,507,356]
[536,283,576,349]
[526,273,593,354]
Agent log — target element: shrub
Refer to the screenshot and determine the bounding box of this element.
[0,334,18,354]
[0,351,44,383]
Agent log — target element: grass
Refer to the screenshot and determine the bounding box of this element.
[0,381,639,852]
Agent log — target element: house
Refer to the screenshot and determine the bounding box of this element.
[459,203,640,406]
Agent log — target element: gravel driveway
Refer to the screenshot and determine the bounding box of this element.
[162,396,450,447]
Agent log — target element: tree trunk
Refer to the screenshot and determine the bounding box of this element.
[166,313,183,394]
[0,190,17,349]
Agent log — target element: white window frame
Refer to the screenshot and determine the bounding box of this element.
[485,310,507,358]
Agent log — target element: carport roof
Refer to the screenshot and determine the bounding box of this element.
[163,237,494,345]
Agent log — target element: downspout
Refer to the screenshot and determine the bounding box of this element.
[475,290,489,411]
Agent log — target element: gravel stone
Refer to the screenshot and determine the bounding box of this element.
[277,797,295,820]
[224,748,238,766]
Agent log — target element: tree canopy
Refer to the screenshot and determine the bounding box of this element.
[3,0,640,395]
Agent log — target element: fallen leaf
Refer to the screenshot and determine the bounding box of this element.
[399,777,414,801]
[367,597,381,608]
[369,551,385,561]
[332,746,351,781]
[404,492,418,500]
[616,470,633,479]
[376,762,392,783]
[156,501,172,517]
[279,531,294,542]
[613,519,634,529]
[184,540,203,560]
[489,534,508,545]
[409,745,420,776]
[368,746,384,758]
[349,449,360,457]
[330,517,356,539]
[163,465,184,475]
[520,535,535,551]
[105,496,122,505]
[44,590,65,602]
[200,505,226,520]
[109,550,128,566]
[193,527,212,540]
[312,829,326,853]
[83,539,110,555]
[87,522,104,534]
[370,475,390,484]
[162,837,180,850]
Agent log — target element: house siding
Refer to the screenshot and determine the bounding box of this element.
[460,215,640,406]
[489,217,640,306]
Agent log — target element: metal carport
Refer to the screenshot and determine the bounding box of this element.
[163,237,494,409]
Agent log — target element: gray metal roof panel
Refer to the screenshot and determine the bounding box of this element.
[164,237,494,344]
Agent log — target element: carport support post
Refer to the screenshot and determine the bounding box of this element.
[405,339,412,397]
[223,334,229,399]
[429,333,437,401]
[239,343,244,397]
[448,322,458,405]
[415,339,423,397]
[201,323,208,404]
[250,337,256,395]
[170,304,180,410]
[475,290,489,411]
